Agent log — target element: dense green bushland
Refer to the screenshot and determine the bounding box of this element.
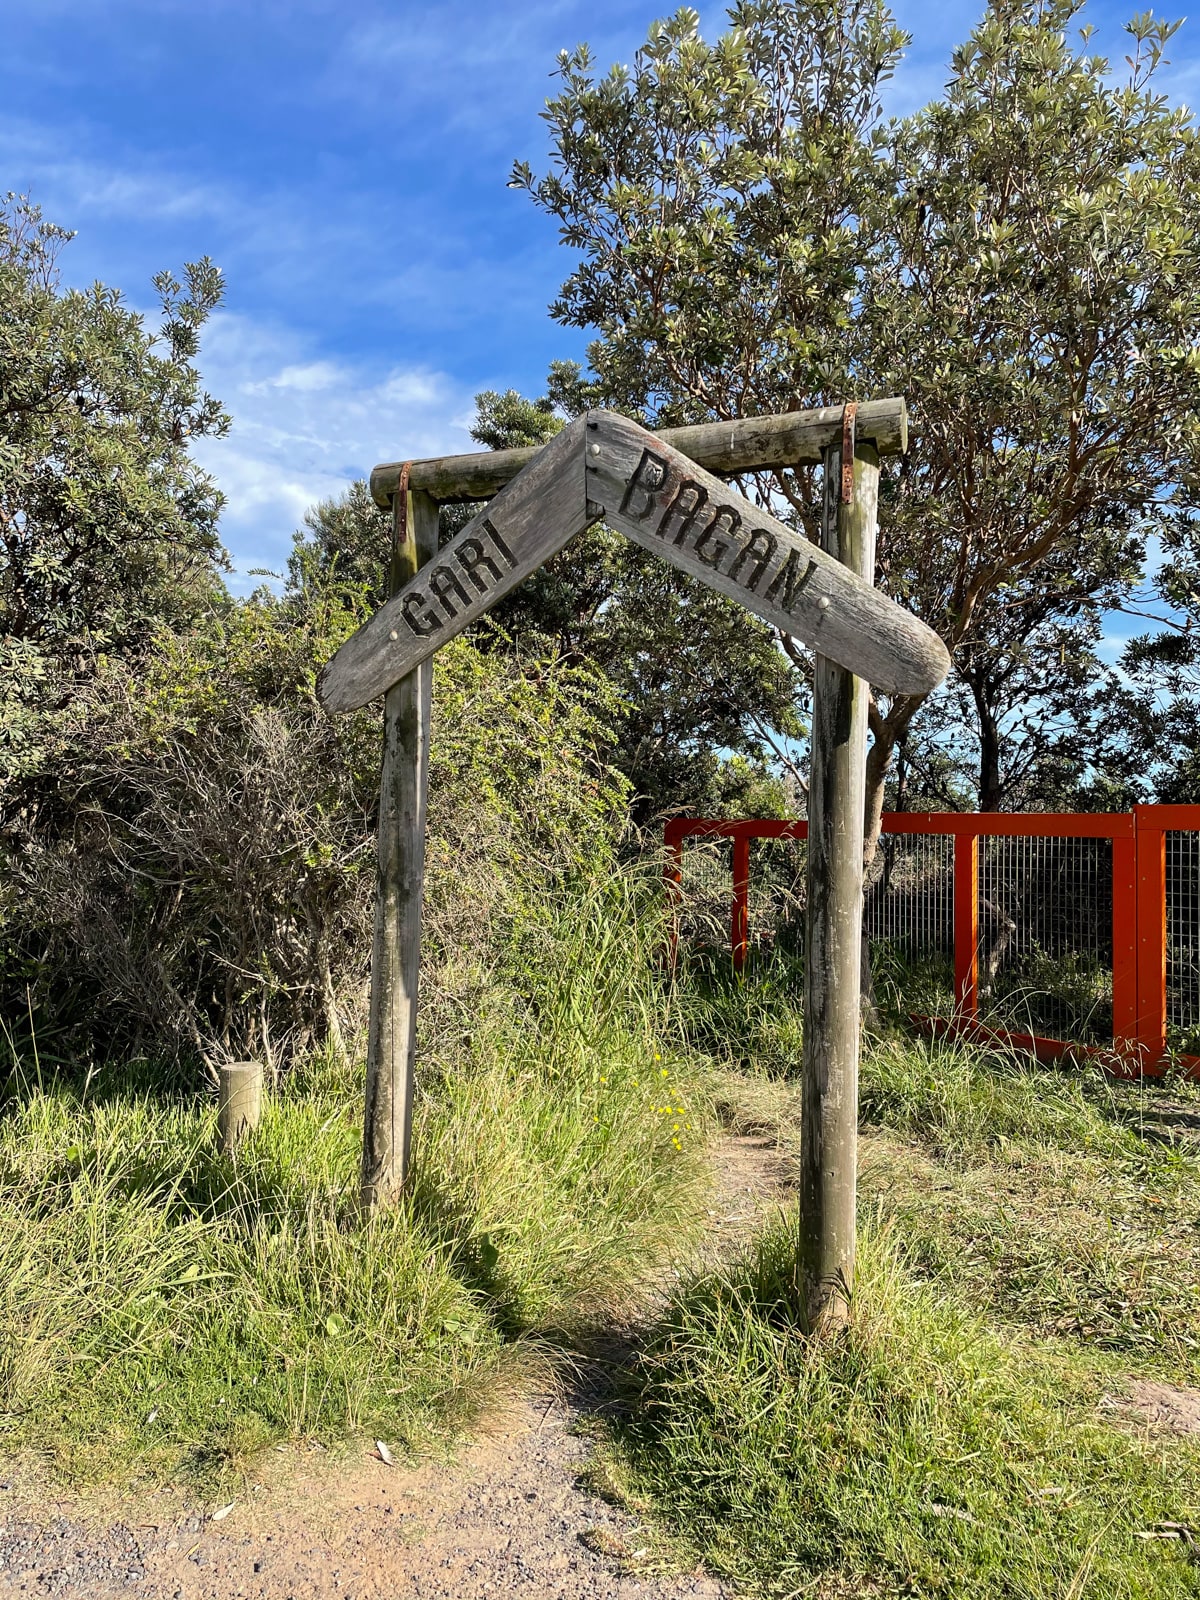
[1,583,627,1070]
[0,189,636,1080]
[1,193,228,788]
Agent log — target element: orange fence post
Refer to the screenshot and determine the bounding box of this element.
[731,833,751,973]
[1134,807,1168,1068]
[953,832,979,1019]
[1111,823,1138,1057]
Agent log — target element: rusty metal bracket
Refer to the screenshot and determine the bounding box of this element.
[840,402,858,504]
[394,460,413,546]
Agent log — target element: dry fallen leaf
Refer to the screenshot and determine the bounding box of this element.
[927,1503,978,1524]
[210,1502,236,1522]
[1135,1523,1196,1544]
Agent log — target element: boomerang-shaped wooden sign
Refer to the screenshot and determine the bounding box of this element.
[318,411,949,714]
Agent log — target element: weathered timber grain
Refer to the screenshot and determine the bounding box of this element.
[360,487,437,1212]
[798,440,877,1331]
[370,398,907,506]
[325,410,947,714]
[217,1061,263,1156]
[586,411,947,699]
[320,417,595,714]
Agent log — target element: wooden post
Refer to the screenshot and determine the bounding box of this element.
[361,484,437,1212]
[799,430,879,1332]
[370,398,910,505]
[218,1061,263,1155]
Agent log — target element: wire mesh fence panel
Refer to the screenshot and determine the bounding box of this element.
[976,835,1113,1043]
[675,837,737,954]
[671,834,807,971]
[1167,830,1200,1054]
[667,810,1200,1074]
[759,837,807,959]
[864,833,955,1017]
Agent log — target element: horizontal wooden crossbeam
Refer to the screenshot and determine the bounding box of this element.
[319,410,947,714]
[370,397,908,506]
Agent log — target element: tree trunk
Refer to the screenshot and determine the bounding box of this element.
[974,683,1004,811]
[863,695,928,868]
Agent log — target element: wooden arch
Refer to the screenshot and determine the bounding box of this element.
[316,400,949,1329]
[318,410,946,714]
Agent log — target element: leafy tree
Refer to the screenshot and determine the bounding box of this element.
[514,0,1200,838]
[287,478,391,612]
[860,0,1198,827]
[897,600,1117,812]
[1096,513,1200,804]
[1117,630,1200,802]
[0,193,229,784]
[954,618,1112,813]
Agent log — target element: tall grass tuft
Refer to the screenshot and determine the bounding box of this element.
[602,1212,1200,1598]
[0,863,709,1490]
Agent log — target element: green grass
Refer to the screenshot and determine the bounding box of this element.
[594,970,1200,1598]
[599,1214,1200,1598]
[0,875,711,1492]
[673,946,805,1076]
[9,889,1200,1599]
[859,1031,1153,1159]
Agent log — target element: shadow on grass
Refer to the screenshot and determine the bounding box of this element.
[584,1213,1200,1600]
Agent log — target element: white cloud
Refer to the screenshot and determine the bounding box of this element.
[190,312,475,587]
[248,360,345,395]
[0,115,238,224]
[1098,630,1137,666]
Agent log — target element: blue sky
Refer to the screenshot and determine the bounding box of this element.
[4,0,1198,629]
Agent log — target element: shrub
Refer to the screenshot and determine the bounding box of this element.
[1,584,627,1073]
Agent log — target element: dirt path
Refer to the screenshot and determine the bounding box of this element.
[0,1136,790,1600]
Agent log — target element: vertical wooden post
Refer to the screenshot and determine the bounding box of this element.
[799,430,879,1332]
[361,485,437,1212]
[953,833,980,1021]
[731,833,751,973]
[218,1061,263,1155]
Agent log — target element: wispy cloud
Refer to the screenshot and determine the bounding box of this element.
[190,312,474,587]
[0,116,238,224]
[327,0,665,147]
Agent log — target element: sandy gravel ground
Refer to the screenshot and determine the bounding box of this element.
[0,1402,727,1600]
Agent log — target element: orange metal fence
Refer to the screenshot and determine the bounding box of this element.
[664,806,1200,1079]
